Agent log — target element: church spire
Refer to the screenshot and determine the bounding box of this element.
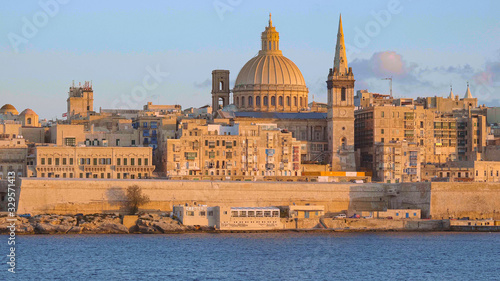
[269,13,272,27]
[464,82,473,99]
[333,14,348,76]
[448,85,455,99]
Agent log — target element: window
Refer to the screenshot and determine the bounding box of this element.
[341,87,346,101]
[264,211,271,217]
[138,158,142,166]
[123,158,128,165]
[116,139,120,146]
[256,211,263,217]
[27,118,32,125]
[145,158,148,165]
[263,96,268,106]
[65,138,76,146]
[256,96,260,106]
[248,96,253,106]
[63,158,67,165]
[41,158,45,165]
[200,211,206,216]
[381,111,385,118]
[279,96,283,106]
[241,96,245,107]
[187,211,194,216]
[131,158,135,166]
[271,96,276,106]
[117,158,121,165]
[286,96,290,106]
[231,211,238,217]
[300,97,303,107]
[381,129,384,134]
[48,158,52,165]
[294,97,297,106]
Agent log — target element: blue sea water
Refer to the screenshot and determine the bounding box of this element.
[1,232,499,280]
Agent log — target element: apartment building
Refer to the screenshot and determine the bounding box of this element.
[162,120,302,179]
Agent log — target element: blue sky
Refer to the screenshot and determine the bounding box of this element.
[1,0,499,118]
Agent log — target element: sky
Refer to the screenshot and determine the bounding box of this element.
[1,0,499,119]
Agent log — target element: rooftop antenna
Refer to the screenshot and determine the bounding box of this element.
[382,77,392,98]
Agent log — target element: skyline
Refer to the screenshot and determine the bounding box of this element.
[1,0,499,119]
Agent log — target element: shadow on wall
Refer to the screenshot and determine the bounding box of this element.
[347,183,432,218]
[106,186,127,213]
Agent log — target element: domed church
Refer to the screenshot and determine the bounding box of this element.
[232,14,309,112]
[214,15,356,171]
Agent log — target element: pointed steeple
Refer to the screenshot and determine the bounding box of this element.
[464,82,473,99]
[333,14,348,76]
[448,85,455,99]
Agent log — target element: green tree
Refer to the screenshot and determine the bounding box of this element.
[125,185,150,214]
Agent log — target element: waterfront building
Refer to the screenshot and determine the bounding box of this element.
[421,160,500,182]
[0,136,28,179]
[173,205,216,226]
[287,205,325,219]
[29,145,154,179]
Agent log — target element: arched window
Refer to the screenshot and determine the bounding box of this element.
[235,97,239,107]
[268,41,271,50]
[248,96,253,106]
[263,96,268,106]
[341,87,346,101]
[241,96,245,107]
[279,96,283,106]
[256,96,261,106]
[286,96,290,106]
[271,96,276,106]
[341,137,347,150]
[27,118,32,125]
[294,97,297,106]
[219,81,224,91]
[299,97,303,107]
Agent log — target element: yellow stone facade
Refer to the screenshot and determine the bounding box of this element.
[162,120,302,179]
[30,146,154,179]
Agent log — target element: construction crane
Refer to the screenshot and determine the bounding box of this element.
[382,77,393,98]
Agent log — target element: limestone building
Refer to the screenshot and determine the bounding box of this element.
[374,140,421,183]
[67,81,94,120]
[162,119,302,179]
[29,145,154,179]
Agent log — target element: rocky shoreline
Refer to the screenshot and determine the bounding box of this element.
[0,214,214,235]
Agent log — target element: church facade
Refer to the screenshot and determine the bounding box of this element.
[214,15,357,171]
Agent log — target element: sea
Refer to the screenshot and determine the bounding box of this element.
[2,232,499,280]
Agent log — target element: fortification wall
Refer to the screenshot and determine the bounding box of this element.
[430,182,500,220]
[18,178,359,215]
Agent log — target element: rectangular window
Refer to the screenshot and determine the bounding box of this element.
[117,158,121,165]
[231,211,238,217]
[70,158,74,165]
[107,173,111,179]
[41,158,45,165]
[264,211,271,217]
[123,158,128,165]
[65,138,76,146]
[117,173,121,179]
[116,139,120,146]
[200,211,206,216]
[144,158,148,165]
[55,158,60,165]
[138,158,142,166]
[62,158,67,165]
[93,158,97,165]
[48,158,52,165]
[131,140,136,145]
[131,158,135,166]
[256,211,263,217]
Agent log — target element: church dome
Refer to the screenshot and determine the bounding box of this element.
[20,108,37,116]
[0,104,19,115]
[233,14,308,112]
[235,54,306,87]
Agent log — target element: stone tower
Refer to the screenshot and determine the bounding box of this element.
[327,15,356,171]
[211,70,230,112]
[67,81,94,120]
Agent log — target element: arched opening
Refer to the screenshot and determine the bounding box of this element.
[27,118,32,125]
[219,81,224,91]
[235,97,239,107]
[264,96,268,106]
[294,97,297,106]
[341,137,347,150]
[299,97,303,107]
[241,96,246,107]
[248,96,253,106]
[256,96,261,106]
[286,96,290,106]
[279,96,283,106]
[268,41,271,50]
[271,96,276,106]
[341,87,346,101]
[218,98,224,109]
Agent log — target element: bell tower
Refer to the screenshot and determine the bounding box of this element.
[211,70,230,112]
[327,15,356,171]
